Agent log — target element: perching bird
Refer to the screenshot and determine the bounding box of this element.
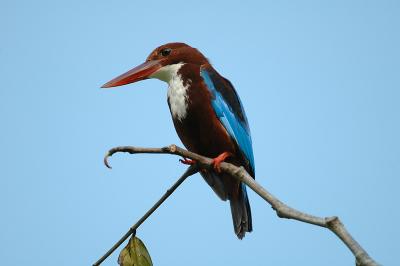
[102,43,255,239]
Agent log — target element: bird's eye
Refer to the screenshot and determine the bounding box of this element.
[160,48,171,57]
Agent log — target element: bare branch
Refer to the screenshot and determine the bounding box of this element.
[93,164,199,266]
[102,144,380,266]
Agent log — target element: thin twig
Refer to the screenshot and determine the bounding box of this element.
[93,164,199,266]
[101,144,380,266]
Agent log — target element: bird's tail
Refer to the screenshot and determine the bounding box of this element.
[230,183,252,239]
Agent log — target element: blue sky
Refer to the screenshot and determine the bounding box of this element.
[1,0,399,265]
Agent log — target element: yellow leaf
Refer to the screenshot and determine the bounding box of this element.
[118,236,153,266]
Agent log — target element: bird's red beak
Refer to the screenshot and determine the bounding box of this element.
[101,59,162,88]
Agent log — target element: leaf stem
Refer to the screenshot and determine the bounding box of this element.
[93,165,198,266]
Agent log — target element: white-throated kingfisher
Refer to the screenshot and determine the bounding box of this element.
[102,43,255,239]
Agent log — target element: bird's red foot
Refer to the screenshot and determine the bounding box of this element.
[179,158,196,165]
[212,152,232,173]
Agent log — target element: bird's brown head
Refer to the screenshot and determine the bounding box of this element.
[101,42,208,88]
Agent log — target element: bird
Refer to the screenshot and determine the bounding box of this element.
[102,43,255,239]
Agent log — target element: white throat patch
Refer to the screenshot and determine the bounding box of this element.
[150,63,189,121]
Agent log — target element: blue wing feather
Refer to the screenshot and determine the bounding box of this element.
[200,68,255,176]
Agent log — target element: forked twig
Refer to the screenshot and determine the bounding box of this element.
[94,144,379,266]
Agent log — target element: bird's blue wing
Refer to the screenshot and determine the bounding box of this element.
[200,68,255,176]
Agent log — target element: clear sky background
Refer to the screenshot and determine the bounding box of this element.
[1,1,399,265]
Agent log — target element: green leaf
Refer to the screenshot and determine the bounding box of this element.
[118,236,153,266]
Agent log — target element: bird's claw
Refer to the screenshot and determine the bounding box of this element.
[212,152,232,173]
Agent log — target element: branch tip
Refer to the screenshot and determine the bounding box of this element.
[103,152,112,169]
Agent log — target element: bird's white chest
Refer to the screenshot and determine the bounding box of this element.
[150,63,189,121]
[167,75,189,121]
